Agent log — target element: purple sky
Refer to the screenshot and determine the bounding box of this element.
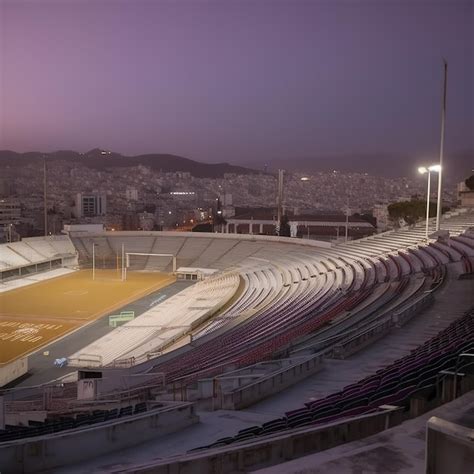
[0,0,472,167]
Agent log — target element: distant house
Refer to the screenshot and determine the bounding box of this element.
[224,207,375,241]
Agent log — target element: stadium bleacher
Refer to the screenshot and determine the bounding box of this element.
[0,235,77,279]
[1,209,473,473]
[194,308,474,450]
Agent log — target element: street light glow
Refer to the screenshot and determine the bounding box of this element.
[418,164,441,174]
[417,164,442,241]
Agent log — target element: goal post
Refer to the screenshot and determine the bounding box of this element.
[124,252,176,280]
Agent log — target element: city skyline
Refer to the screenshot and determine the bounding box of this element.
[0,0,472,173]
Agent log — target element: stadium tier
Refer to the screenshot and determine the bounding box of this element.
[0,235,77,277]
[0,209,473,472]
[65,209,474,375]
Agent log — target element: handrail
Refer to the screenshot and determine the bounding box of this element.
[453,352,474,398]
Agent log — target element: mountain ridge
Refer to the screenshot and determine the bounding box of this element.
[0,149,260,179]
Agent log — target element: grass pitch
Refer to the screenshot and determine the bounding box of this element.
[0,269,175,365]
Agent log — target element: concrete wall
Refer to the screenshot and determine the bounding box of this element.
[426,416,474,474]
[117,407,405,474]
[0,357,27,388]
[215,354,324,410]
[0,402,198,473]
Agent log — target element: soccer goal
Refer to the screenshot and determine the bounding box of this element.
[123,252,176,279]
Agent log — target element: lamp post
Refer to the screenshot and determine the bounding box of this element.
[92,243,97,280]
[418,165,441,240]
[343,204,350,243]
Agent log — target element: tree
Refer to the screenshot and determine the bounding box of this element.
[387,199,436,226]
[465,175,474,191]
[279,214,291,237]
[192,222,213,232]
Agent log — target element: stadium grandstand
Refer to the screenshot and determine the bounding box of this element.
[0,208,473,473]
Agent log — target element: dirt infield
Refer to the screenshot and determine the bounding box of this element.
[0,269,175,365]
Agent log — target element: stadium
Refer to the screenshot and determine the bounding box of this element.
[0,209,473,473]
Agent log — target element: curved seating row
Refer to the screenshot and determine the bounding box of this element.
[194,308,474,451]
[68,271,240,367]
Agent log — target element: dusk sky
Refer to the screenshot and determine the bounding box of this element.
[0,0,472,169]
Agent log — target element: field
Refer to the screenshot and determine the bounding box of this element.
[0,269,175,365]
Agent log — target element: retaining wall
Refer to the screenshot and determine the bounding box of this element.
[214,354,324,410]
[0,402,198,473]
[116,407,405,474]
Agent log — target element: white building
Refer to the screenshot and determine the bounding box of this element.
[373,204,390,231]
[125,187,139,201]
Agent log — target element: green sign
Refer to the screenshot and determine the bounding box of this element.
[109,311,135,327]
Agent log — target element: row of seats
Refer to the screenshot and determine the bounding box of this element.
[150,228,472,385]
[71,234,272,272]
[68,271,240,367]
[68,213,473,378]
[0,403,147,443]
[193,309,474,451]
[0,236,76,270]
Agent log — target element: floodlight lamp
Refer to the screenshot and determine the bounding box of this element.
[418,167,428,174]
[428,164,441,172]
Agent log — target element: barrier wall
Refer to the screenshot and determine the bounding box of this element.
[117,407,405,474]
[213,354,324,410]
[332,291,435,360]
[426,416,474,474]
[0,402,198,473]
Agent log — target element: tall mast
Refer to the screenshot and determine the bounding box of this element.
[43,157,48,236]
[436,59,447,231]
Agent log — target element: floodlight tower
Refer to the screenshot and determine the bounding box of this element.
[43,157,48,236]
[418,165,441,240]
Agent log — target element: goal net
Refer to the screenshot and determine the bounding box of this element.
[125,252,176,277]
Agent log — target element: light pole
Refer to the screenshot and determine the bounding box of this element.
[343,205,350,243]
[92,243,97,280]
[418,165,441,240]
[436,59,447,231]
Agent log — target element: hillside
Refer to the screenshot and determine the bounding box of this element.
[0,149,260,179]
[244,150,473,182]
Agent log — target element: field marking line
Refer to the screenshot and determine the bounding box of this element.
[0,274,176,367]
